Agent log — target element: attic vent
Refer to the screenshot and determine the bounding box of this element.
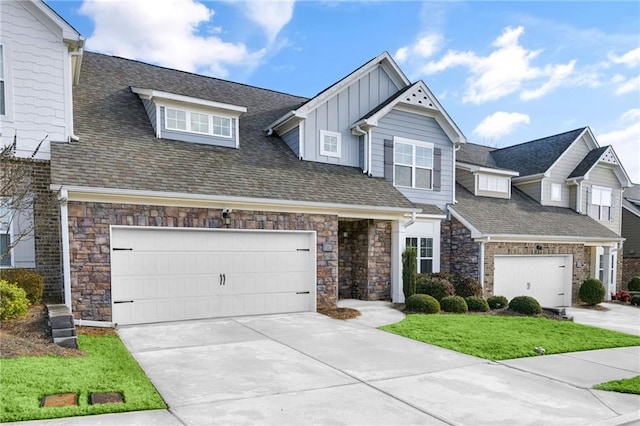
[602,150,617,164]
[403,87,437,110]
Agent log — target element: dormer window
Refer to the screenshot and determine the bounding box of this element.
[165,107,232,138]
[478,175,509,193]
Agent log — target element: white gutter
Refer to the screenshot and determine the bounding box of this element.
[58,188,72,310]
[404,211,417,228]
[75,319,116,328]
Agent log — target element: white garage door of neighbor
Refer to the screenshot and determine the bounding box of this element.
[493,255,572,307]
[111,227,316,325]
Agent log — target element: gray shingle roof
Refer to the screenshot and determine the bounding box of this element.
[568,146,609,178]
[51,52,416,211]
[359,84,414,121]
[456,142,498,168]
[415,204,445,216]
[451,184,621,239]
[624,185,640,217]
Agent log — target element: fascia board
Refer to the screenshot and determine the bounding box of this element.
[456,162,519,176]
[130,87,247,115]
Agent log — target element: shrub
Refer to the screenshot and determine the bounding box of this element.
[0,280,29,320]
[402,248,417,300]
[416,274,455,301]
[508,296,542,315]
[628,276,640,292]
[405,294,440,314]
[611,290,631,303]
[579,278,606,306]
[465,296,489,312]
[487,295,509,310]
[449,273,482,298]
[631,295,640,306]
[0,268,44,305]
[440,296,468,313]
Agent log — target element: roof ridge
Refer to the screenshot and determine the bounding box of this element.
[84,51,310,101]
[493,127,586,153]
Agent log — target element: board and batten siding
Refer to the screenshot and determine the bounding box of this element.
[582,165,623,234]
[544,137,591,207]
[371,109,454,208]
[302,65,399,166]
[159,106,237,148]
[0,1,70,160]
[281,127,299,157]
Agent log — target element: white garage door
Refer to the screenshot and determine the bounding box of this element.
[111,227,316,325]
[493,255,572,307]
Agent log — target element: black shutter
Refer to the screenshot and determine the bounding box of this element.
[384,139,393,182]
[433,148,442,191]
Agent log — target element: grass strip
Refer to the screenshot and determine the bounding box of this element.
[0,334,166,423]
[594,375,640,395]
[379,314,640,361]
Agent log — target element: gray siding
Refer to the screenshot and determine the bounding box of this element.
[302,65,399,166]
[159,106,237,148]
[456,168,475,194]
[141,99,157,135]
[372,109,454,208]
[281,127,299,157]
[582,165,622,234]
[514,181,541,203]
[622,208,640,258]
[544,136,591,207]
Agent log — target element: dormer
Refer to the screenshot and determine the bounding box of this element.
[456,163,519,199]
[131,87,247,149]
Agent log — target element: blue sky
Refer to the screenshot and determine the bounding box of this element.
[47,0,640,181]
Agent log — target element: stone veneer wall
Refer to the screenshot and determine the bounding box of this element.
[67,202,338,321]
[622,258,640,288]
[1,158,62,299]
[337,220,391,301]
[442,218,480,280]
[484,242,590,303]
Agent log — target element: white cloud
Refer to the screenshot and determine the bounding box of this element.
[615,75,640,95]
[473,112,530,139]
[609,47,640,68]
[80,0,266,78]
[419,26,580,104]
[237,1,295,43]
[394,34,444,64]
[598,108,640,183]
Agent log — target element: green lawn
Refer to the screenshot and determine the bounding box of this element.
[594,375,640,395]
[379,314,640,361]
[0,334,166,423]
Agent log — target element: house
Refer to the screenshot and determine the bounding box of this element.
[622,185,640,285]
[46,50,466,324]
[445,128,633,306]
[0,0,84,296]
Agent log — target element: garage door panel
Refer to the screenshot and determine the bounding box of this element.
[111,228,315,324]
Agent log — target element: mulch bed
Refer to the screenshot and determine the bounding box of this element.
[0,304,115,359]
[318,307,361,320]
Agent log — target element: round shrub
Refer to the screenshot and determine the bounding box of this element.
[508,296,542,315]
[631,295,640,306]
[405,294,440,314]
[0,268,44,305]
[450,273,482,298]
[416,274,455,301]
[487,295,509,310]
[579,278,605,306]
[440,296,468,313]
[628,276,640,292]
[0,280,29,320]
[465,296,489,312]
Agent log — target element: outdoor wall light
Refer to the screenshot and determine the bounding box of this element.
[222,208,231,226]
[536,245,543,250]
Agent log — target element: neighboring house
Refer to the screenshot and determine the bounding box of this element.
[445,128,633,306]
[0,0,83,295]
[622,185,640,285]
[49,50,465,324]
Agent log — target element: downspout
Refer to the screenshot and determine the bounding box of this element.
[68,49,83,142]
[367,128,373,176]
[353,125,368,174]
[405,211,417,228]
[453,142,462,203]
[58,188,72,310]
[478,236,490,290]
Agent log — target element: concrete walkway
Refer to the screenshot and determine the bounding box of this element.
[566,303,640,336]
[12,302,640,426]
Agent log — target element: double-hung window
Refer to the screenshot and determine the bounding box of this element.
[0,200,11,267]
[165,107,231,138]
[406,237,433,273]
[394,138,433,189]
[590,186,612,221]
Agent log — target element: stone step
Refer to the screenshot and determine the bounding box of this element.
[51,328,77,338]
[49,316,74,329]
[53,336,78,349]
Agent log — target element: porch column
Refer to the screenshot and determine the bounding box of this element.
[603,246,613,300]
[391,220,405,303]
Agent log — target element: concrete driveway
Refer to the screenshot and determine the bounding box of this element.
[109,312,639,426]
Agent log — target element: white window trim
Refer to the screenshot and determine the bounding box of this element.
[319,130,341,158]
[0,42,12,121]
[406,236,434,274]
[477,174,509,193]
[393,136,434,190]
[590,185,613,221]
[164,106,233,139]
[551,183,562,201]
[0,198,12,268]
